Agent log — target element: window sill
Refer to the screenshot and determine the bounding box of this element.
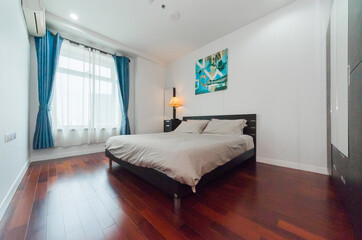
[56,127,118,132]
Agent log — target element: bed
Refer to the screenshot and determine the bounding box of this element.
[105,114,256,209]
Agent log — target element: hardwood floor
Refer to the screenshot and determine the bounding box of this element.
[0,153,356,240]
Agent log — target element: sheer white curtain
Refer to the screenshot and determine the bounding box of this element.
[52,40,121,147]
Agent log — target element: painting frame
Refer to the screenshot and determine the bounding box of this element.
[195,48,228,95]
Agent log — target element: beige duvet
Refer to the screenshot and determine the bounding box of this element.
[105,132,254,187]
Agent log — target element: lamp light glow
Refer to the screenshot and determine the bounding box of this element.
[169,97,182,107]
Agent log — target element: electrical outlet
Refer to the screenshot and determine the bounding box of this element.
[4,132,16,143]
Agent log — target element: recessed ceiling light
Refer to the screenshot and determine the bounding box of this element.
[70,13,78,20]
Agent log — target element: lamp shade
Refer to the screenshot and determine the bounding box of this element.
[169,97,182,107]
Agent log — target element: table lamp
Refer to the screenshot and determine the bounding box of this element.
[168,97,182,119]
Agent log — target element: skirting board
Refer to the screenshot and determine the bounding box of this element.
[0,160,29,221]
[257,157,328,175]
[30,147,105,162]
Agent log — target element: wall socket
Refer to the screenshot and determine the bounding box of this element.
[4,132,16,143]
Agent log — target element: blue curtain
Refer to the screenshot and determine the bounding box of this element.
[114,56,131,135]
[33,30,63,149]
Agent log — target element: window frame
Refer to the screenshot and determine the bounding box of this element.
[52,42,120,131]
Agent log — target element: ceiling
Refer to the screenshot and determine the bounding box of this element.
[46,0,295,64]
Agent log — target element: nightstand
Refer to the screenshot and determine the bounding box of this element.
[164,119,181,132]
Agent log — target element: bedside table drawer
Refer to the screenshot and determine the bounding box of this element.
[164,119,181,132]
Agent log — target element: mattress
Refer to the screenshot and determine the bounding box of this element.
[105,132,254,187]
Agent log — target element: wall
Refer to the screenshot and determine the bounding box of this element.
[29,42,165,161]
[0,0,30,219]
[134,57,166,134]
[166,0,331,174]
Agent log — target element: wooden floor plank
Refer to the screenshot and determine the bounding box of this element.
[0,153,356,240]
[59,184,83,234]
[140,208,187,240]
[69,181,91,212]
[5,166,41,240]
[110,208,148,240]
[8,166,40,229]
[26,199,47,239]
[3,225,27,240]
[277,220,326,240]
[46,211,66,240]
[78,208,106,240]
[88,197,115,230]
[103,224,128,240]
[25,227,46,240]
[0,166,33,240]
[46,188,61,216]
[66,228,86,240]
[95,188,120,213]
[25,164,49,240]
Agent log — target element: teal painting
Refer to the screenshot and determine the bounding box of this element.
[195,49,228,95]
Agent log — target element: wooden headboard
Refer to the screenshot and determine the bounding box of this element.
[183,114,257,147]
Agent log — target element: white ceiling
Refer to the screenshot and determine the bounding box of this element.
[46,0,295,64]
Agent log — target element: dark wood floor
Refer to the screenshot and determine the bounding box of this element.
[0,153,356,240]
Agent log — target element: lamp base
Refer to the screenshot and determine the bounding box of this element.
[173,107,176,119]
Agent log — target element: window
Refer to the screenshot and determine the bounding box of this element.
[52,40,121,147]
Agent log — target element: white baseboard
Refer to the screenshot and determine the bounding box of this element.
[30,147,105,162]
[0,160,30,221]
[257,157,328,175]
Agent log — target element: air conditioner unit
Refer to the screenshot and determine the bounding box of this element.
[22,0,46,37]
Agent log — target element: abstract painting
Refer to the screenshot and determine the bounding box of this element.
[195,49,228,95]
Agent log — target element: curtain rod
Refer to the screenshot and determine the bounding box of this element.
[61,36,131,60]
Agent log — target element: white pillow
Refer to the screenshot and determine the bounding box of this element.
[174,120,209,134]
[202,119,247,136]
[186,119,209,132]
[186,119,209,123]
[212,118,248,128]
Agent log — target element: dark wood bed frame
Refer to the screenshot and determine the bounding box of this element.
[106,114,256,209]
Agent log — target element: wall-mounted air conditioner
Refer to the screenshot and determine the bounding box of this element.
[22,0,46,37]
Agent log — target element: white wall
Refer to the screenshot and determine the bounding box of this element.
[0,0,30,219]
[166,0,331,174]
[29,43,165,161]
[134,57,166,134]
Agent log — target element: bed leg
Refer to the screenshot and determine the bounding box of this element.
[174,194,181,210]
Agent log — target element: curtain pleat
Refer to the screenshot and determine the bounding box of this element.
[114,56,131,135]
[33,30,63,149]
